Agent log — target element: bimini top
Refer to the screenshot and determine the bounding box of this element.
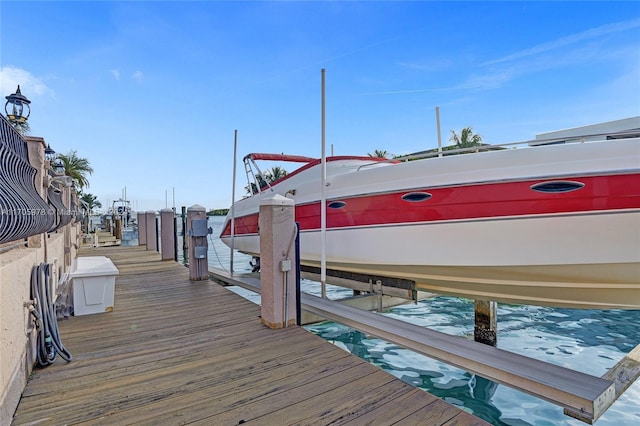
[243,153,318,163]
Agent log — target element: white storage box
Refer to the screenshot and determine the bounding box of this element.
[70,256,119,316]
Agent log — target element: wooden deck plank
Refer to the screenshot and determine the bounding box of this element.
[78,347,361,425]
[395,400,476,426]
[128,358,375,425]
[21,328,324,399]
[346,388,444,424]
[11,245,487,425]
[246,370,417,425]
[18,333,344,424]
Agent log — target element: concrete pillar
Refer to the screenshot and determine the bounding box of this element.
[25,136,46,249]
[63,185,72,269]
[186,205,208,280]
[145,211,157,251]
[259,194,297,329]
[160,208,175,261]
[24,136,47,199]
[474,300,497,346]
[137,212,146,245]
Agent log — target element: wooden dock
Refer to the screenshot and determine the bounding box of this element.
[11,246,487,425]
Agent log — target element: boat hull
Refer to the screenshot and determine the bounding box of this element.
[221,138,640,309]
[224,211,640,309]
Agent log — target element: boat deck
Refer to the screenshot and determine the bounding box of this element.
[11,245,487,425]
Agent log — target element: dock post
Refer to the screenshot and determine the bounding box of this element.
[160,208,175,261]
[474,300,497,346]
[137,212,147,246]
[145,211,157,252]
[186,205,209,280]
[173,211,178,262]
[181,206,188,265]
[259,194,298,329]
[114,216,122,241]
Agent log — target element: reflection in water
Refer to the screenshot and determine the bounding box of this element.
[305,302,640,426]
[309,323,512,425]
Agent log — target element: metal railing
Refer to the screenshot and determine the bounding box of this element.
[394,129,640,162]
[0,115,55,244]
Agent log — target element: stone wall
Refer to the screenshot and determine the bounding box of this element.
[0,228,78,424]
[0,133,82,424]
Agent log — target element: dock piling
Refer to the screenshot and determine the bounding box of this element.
[186,205,209,280]
[144,211,157,251]
[259,194,298,328]
[137,212,146,246]
[160,208,175,261]
[474,300,497,346]
[114,216,122,241]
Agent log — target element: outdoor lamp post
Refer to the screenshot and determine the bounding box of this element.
[54,159,66,175]
[4,85,31,124]
[45,144,56,162]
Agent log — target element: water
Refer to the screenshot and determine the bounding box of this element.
[305,300,640,425]
[204,216,640,425]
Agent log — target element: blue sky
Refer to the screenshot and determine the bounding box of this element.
[2,1,639,212]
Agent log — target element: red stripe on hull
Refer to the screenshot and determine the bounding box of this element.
[221,173,640,237]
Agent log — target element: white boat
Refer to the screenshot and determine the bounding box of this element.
[220,126,640,309]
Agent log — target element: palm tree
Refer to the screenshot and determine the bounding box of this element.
[12,121,30,135]
[57,150,94,190]
[449,127,483,149]
[80,193,102,214]
[245,166,288,195]
[264,166,287,183]
[368,149,390,159]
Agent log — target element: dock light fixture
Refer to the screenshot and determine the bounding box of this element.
[45,144,56,162]
[54,159,66,175]
[4,85,31,124]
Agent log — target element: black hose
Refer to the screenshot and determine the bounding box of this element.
[30,263,72,367]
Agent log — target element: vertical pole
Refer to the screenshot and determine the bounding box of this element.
[160,208,175,261]
[173,215,178,262]
[145,211,157,252]
[181,206,188,265]
[187,205,208,280]
[295,222,301,326]
[320,68,327,299]
[124,187,127,228]
[259,194,297,328]
[137,212,146,246]
[474,300,498,346]
[436,106,443,157]
[230,129,238,274]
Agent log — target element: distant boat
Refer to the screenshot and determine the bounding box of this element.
[220,123,640,310]
[109,199,133,225]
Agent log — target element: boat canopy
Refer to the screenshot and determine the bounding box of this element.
[243,153,318,163]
